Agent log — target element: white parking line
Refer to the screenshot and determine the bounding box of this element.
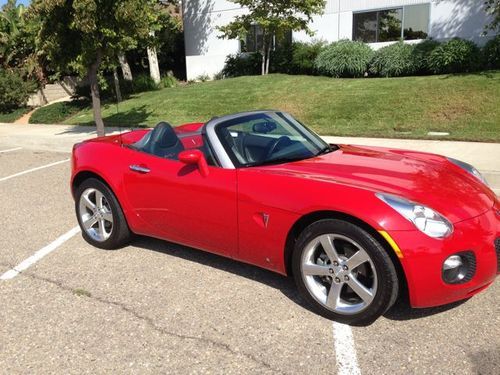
[0,226,81,280]
[0,147,22,153]
[0,158,70,182]
[333,322,361,375]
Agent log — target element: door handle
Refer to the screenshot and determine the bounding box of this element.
[129,164,150,174]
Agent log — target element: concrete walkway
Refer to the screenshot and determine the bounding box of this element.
[1,123,499,193]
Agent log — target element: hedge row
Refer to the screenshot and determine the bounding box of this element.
[223,36,500,79]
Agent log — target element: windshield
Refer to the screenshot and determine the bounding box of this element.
[215,112,334,167]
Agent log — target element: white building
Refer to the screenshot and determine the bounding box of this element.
[182,0,494,80]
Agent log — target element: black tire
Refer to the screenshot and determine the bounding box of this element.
[75,178,131,250]
[292,219,399,326]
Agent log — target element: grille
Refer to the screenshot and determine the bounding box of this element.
[495,238,500,273]
[460,251,476,284]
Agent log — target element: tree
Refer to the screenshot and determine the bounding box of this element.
[146,1,180,84]
[484,0,500,33]
[33,0,156,136]
[147,31,161,84]
[118,53,133,81]
[218,0,325,75]
[0,0,43,88]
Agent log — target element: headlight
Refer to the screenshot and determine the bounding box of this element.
[376,193,453,238]
[447,157,488,186]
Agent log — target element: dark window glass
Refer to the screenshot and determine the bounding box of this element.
[403,4,430,40]
[353,5,429,43]
[241,26,292,53]
[353,11,377,43]
[378,9,402,42]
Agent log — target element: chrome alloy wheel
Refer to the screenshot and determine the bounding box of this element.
[78,188,114,242]
[301,234,378,315]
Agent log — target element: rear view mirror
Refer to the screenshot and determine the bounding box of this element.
[252,121,277,134]
[178,149,209,177]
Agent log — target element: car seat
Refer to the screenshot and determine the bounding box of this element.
[133,122,184,159]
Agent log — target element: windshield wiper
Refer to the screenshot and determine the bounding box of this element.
[316,145,336,156]
[246,156,306,167]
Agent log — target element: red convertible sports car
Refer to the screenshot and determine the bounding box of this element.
[71,110,500,325]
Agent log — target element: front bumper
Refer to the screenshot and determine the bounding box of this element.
[389,207,499,308]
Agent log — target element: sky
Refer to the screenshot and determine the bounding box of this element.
[0,0,31,7]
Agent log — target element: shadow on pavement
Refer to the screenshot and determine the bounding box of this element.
[131,235,472,325]
[469,348,500,375]
[131,235,314,312]
[384,296,469,321]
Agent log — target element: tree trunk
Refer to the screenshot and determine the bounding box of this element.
[113,68,122,103]
[265,43,272,75]
[118,53,133,81]
[147,31,161,84]
[261,51,266,75]
[88,51,105,137]
[260,30,266,75]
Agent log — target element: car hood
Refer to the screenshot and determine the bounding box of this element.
[260,145,496,223]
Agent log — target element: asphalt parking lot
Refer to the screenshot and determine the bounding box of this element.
[0,137,499,374]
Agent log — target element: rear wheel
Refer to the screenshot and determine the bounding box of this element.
[75,178,131,249]
[292,219,399,325]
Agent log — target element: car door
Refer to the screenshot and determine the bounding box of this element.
[121,146,238,257]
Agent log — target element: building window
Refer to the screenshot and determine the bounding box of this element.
[353,4,430,43]
[241,25,292,53]
[243,24,264,53]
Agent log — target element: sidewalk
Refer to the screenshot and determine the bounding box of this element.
[1,123,499,193]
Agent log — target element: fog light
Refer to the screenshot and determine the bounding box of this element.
[442,253,475,284]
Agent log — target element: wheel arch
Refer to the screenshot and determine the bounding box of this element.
[72,169,135,232]
[72,170,113,198]
[284,210,408,299]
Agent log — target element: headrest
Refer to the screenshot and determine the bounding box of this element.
[151,122,178,148]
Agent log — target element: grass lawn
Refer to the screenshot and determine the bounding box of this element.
[41,72,500,141]
[0,107,31,123]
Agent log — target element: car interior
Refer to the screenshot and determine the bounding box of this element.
[218,120,314,166]
[131,122,216,165]
[130,117,318,168]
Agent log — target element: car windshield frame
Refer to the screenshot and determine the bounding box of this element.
[213,111,333,168]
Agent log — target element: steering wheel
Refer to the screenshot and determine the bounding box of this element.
[265,136,292,160]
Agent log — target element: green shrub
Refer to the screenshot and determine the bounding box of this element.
[411,39,441,74]
[272,41,327,75]
[314,40,373,78]
[222,53,262,77]
[291,41,327,75]
[132,74,160,93]
[270,44,293,74]
[370,41,417,77]
[29,100,89,124]
[0,70,36,113]
[428,38,481,74]
[213,71,225,80]
[195,74,211,82]
[482,35,500,69]
[160,75,178,88]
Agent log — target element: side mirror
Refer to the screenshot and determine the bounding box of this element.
[178,149,209,177]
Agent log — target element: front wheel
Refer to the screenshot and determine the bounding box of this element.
[75,178,131,250]
[292,219,399,325]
